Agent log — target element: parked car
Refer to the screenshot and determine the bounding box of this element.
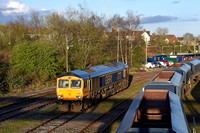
[168,61,174,66]
[161,60,169,66]
[153,61,161,68]
[145,62,155,68]
[158,61,167,67]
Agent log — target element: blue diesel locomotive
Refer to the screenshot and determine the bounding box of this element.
[57,62,129,111]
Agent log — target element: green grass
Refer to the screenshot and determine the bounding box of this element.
[95,81,145,112]
[183,81,200,132]
[0,117,41,133]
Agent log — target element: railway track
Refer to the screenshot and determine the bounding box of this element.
[0,97,56,127]
[0,88,56,106]
[79,90,141,133]
[0,88,56,126]
[26,71,159,133]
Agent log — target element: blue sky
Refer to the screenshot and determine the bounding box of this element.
[1,0,200,37]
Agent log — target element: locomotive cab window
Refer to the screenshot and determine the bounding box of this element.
[71,80,81,88]
[59,80,69,88]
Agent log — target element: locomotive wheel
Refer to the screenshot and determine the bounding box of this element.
[81,99,90,111]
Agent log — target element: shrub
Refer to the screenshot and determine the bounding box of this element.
[7,41,64,90]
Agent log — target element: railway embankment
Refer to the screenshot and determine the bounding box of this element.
[183,81,200,132]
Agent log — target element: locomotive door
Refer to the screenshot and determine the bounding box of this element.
[89,79,92,92]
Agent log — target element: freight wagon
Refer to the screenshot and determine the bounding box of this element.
[164,63,191,84]
[117,90,190,133]
[142,71,184,97]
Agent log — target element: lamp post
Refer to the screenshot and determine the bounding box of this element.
[145,38,148,64]
[180,44,182,53]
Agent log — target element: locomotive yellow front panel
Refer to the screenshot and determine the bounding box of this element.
[57,76,83,101]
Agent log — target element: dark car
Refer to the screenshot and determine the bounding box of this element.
[153,61,161,68]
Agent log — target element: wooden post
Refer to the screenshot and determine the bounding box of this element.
[117,29,119,62]
[66,37,69,72]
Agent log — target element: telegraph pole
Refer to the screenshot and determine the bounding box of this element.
[117,28,119,62]
[66,37,69,72]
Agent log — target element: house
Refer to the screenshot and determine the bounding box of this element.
[124,29,150,43]
[109,29,151,43]
[150,33,178,44]
[141,29,151,45]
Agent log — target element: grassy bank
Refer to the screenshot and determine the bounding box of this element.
[183,81,200,132]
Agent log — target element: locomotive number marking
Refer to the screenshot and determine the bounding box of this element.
[117,72,122,80]
[105,74,112,84]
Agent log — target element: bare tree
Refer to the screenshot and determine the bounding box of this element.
[183,33,193,41]
[29,11,41,29]
[183,32,194,50]
[156,27,169,35]
[125,10,140,67]
[126,10,140,31]
[16,15,27,26]
[197,35,200,41]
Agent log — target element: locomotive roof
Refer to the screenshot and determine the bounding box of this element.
[59,62,128,80]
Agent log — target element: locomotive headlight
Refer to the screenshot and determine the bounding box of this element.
[58,95,61,99]
[76,96,81,99]
[142,87,145,92]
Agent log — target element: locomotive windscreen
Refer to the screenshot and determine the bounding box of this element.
[59,80,69,88]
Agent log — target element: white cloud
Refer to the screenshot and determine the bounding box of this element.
[1,0,31,15]
[0,0,51,23]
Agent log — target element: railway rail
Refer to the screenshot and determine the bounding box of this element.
[26,70,159,133]
[79,91,140,133]
[0,88,56,106]
[0,98,56,126]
